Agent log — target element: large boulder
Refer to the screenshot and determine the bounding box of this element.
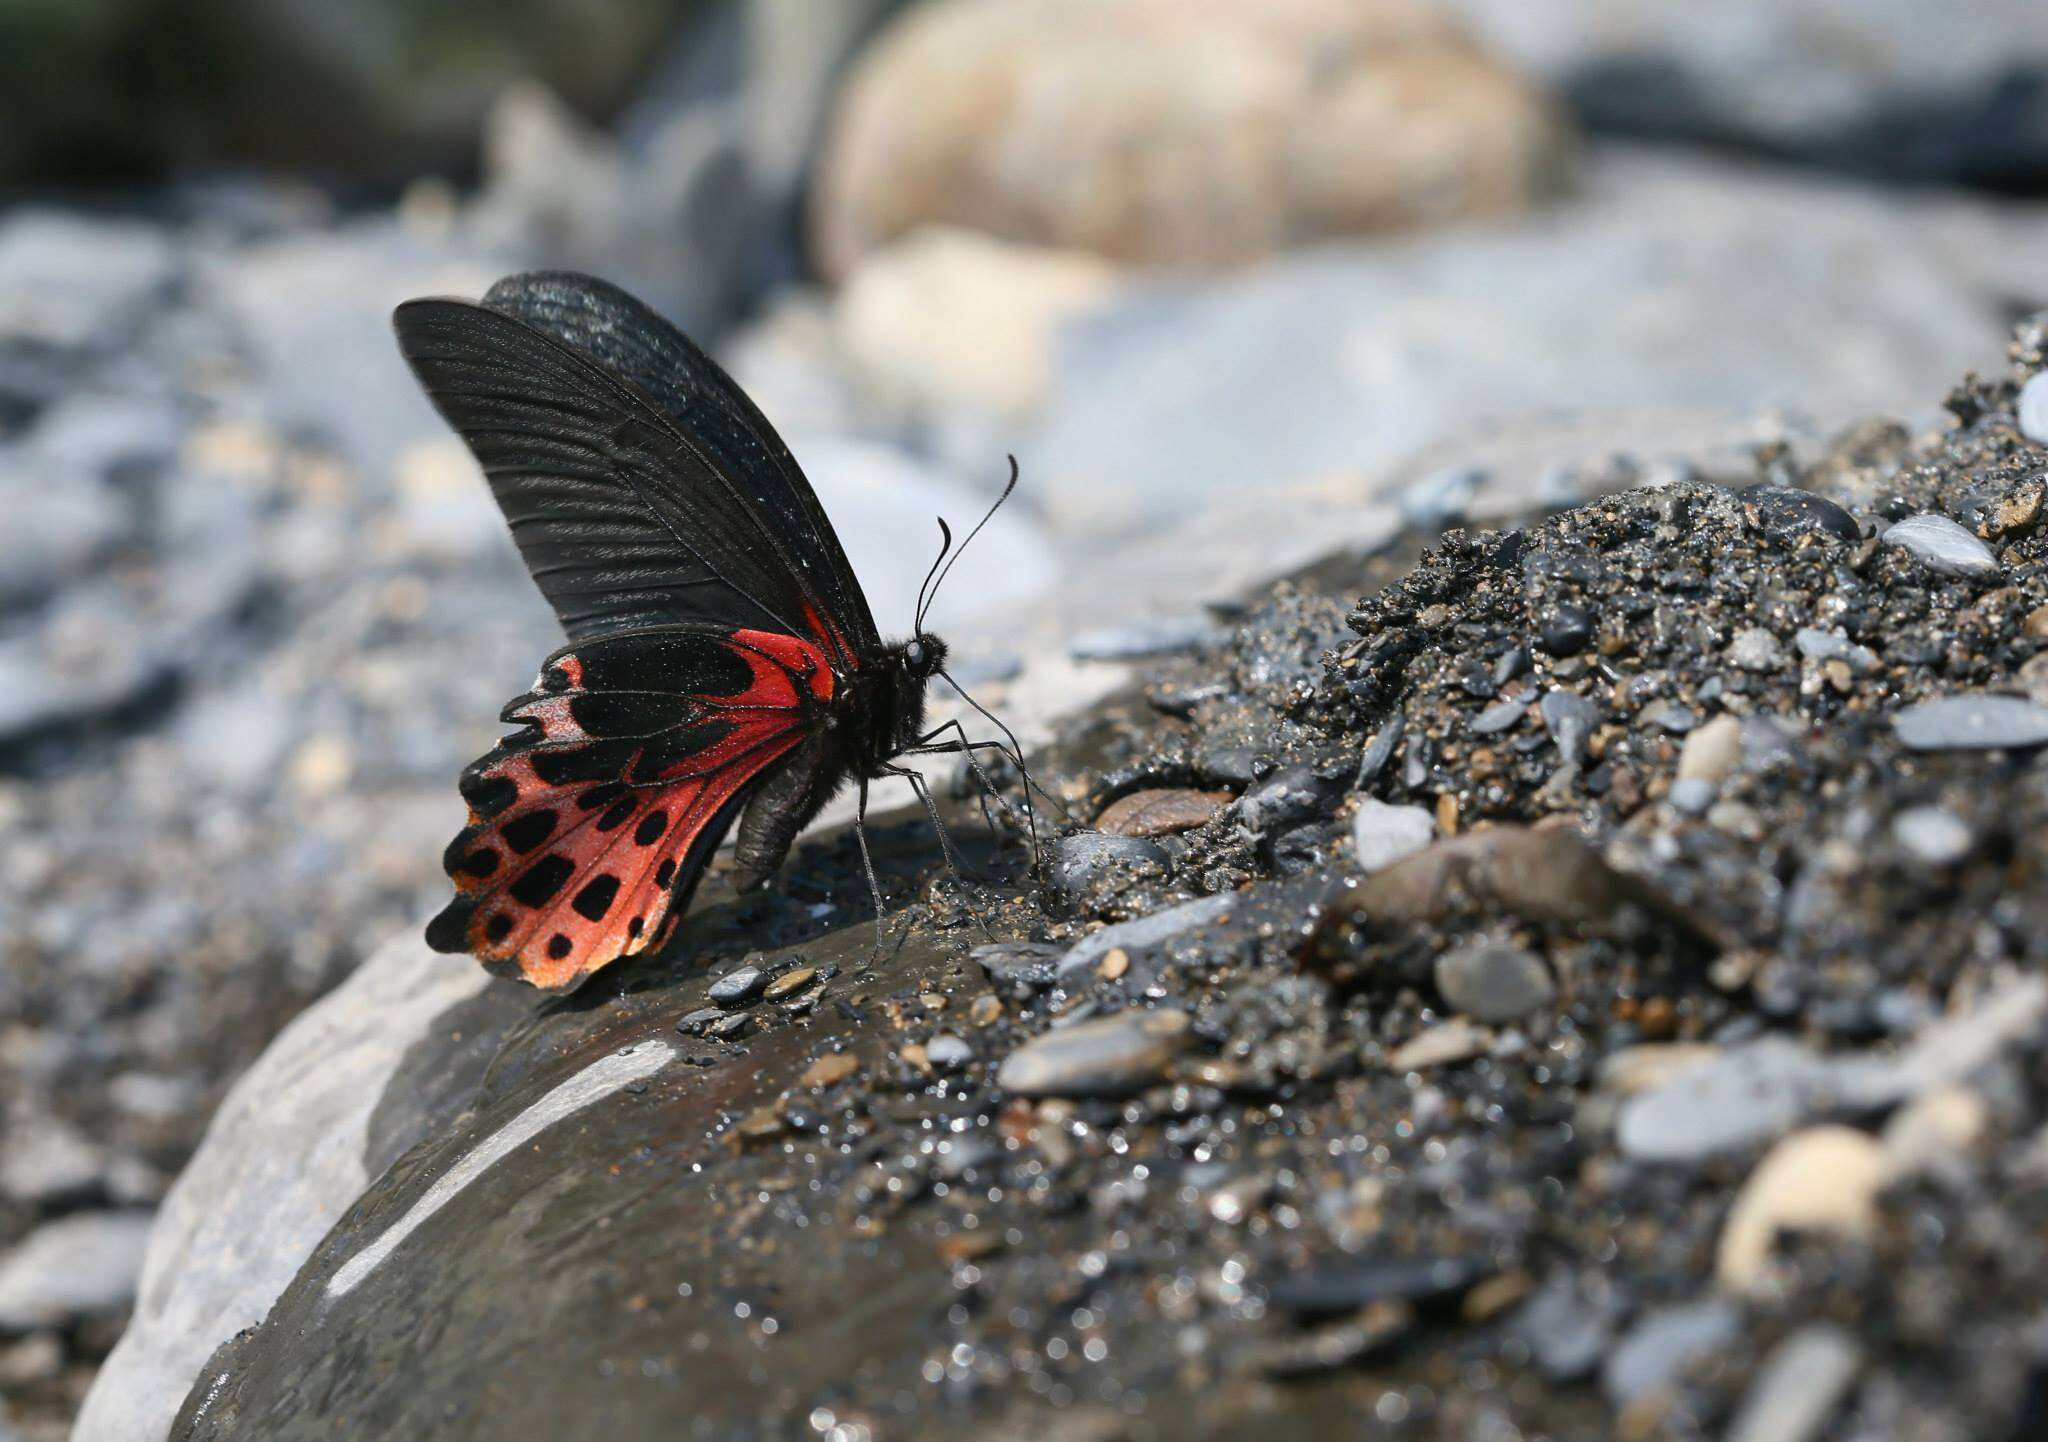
[812,0,1568,276]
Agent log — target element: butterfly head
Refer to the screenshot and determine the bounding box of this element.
[899,632,948,681]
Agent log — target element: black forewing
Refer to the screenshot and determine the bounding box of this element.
[393,277,877,654]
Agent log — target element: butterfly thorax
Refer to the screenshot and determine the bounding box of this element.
[849,631,946,776]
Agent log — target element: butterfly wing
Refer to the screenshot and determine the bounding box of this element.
[393,275,873,668]
[426,624,837,990]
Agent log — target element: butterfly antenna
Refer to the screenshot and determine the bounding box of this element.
[920,456,1019,630]
[913,517,954,635]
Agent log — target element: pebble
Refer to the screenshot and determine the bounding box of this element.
[1891,806,1973,866]
[708,966,767,1007]
[1349,798,1435,873]
[1539,689,1600,767]
[1724,1325,1863,1442]
[925,1034,973,1071]
[1746,487,1861,544]
[0,1211,155,1329]
[1667,776,1718,815]
[1388,1018,1491,1071]
[1098,948,1129,980]
[1511,1271,1623,1381]
[968,995,1003,1027]
[1602,1298,1740,1406]
[1728,627,1786,671]
[1233,765,1334,833]
[1616,1037,1840,1162]
[2017,371,2048,445]
[1793,627,1879,674]
[1536,604,1593,656]
[764,967,818,1002]
[1677,713,1744,783]
[996,1009,1191,1098]
[1881,1085,1986,1179]
[1056,893,1235,979]
[1470,696,1527,734]
[1639,700,1698,734]
[1093,788,1230,838]
[1433,942,1555,1024]
[798,1053,859,1088]
[1267,1256,1487,1320]
[1068,616,1220,661]
[1880,513,2001,579]
[1047,833,1167,906]
[1399,465,1481,529]
[971,941,1064,998]
[1717,1126,1887,1292]
[1893,694,2048,750]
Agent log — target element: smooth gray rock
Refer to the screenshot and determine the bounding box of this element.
[1471,696,1528,734]
[1893,695,2048,750]
[0,1211,154,1330]
[1056,894,1237,978]
[1668,776,1719,815]
[996,1009,1192,1098]
[1881,513,2001,579]
[1351,799,1436,873]
[1435,942,1556,1024]
[74,930,490,1442]
[708,965,767,1007]
[1793,627,1880,673]
[0,210,178,351]
[1602,1298,1740,1406]
[1891,807,1974,866]
[1068,616,1221,662]
[1726,1324,1863,1442]
[1047,833,1167,907]
[2021,372,2048,446]
[1540,689,1601,767]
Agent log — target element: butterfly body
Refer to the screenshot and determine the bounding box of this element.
[396,271,964,991]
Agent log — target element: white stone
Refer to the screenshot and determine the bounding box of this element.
[1350,799,1437,873]
[1717,1126,1887,1293]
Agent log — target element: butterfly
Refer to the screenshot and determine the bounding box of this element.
[394,271,1026,990]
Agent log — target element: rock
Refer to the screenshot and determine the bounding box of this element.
[924,1035,974,1072]
[0,1211,155,1329]
[1094,788,1231,838]
[1232,766,1336,834]
[1470,695,1529,734]
[1451,0,2048,187]
[1068,617,1222,661]
[1433,942,1556,1023]
[1388,1018,1491,1071]
[1350,799,1436,873]
[1055,893,1238,980]
[2021,372,2048,445]
[1047,833,1168,907]
[1028,150,2048,540]
[1744,487,1862,544]
[1266,1256,1489,1320]
[0,455,126,601]
[0,1114,105,1203]
[834,228,1121,418]
[1510,1271,1624,1381]
[1891,807,1974,866]
[1539,689,1600,766]
[996,1008,1192,1099]
[1717,1126,1887,1292]
[1881,513,2002,579]
[0,583,171,744]
[1724,1325,1862,1442]
[1675,713,1744,784]
[1792,627,1879,674]
[1398,466,1483,530]
[708,965,768,1007]
[1602,1298,1740,1407]
[1616,1037,1844,1162]
[1728,627,1786,671]
[1536,603,1594,656]
[813,0,1564,275]
[764,967,819,1002]
[970,941,1065,999]
[1667,776,1718,815]
[74,931,491,1442]
[0,209,177,352]
[1881,1085,1987,1180]
[1892,695,2048,750]
[1639,700,1698,734]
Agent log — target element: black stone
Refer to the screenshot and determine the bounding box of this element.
[1536,604,1594,656]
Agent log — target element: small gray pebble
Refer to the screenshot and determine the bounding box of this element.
[925,1034,973,1071]
[2019,371,2048,446]
[1893,695,2048,750]
[1434,942,1555,1024]
[708,966,767,1007]
[1727,628,1785,671]
[1540,690,1601,767]
[1351,799,1435,873]
[1668,776,1718,815]
[1881,513,2000,580]
[1892,806,1973,866]
[1471,696,1527,734]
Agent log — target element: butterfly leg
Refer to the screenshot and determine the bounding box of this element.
[880,762,998,940]
[852,774,887,963]
[906,722,1034,848]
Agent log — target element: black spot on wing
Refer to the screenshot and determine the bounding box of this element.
[485,913,515,942]
[577,630,754,697]
[511,854,575,907]
[628,720,736,784]
[577,782,629,810]
[501,809,558,854]
[573,874,620,921]
[425,896,475,952]
[635,810,668,845]
[597,797,638,832]
[571,691,695,738]
[547,933,573,960]
[455,848,499,879]
[460,771,519,821]
[655,858,676,888]
[531,740,636,787]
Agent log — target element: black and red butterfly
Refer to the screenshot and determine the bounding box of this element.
[394,271,1025,991]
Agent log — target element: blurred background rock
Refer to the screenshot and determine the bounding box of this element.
[1,1,2045,1438]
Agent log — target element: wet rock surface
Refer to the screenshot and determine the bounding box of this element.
[137,327,2048,1442]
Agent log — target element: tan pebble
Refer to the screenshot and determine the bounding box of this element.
[288,736,354,799]
[1388,1019,1491,1071]
[799,1053,859,1088]
[765,967,818,1001]
[899,1042,932,1074]
[1094,788,1232,837]
[1435,792,1459,835]
[969,995,1003,1027]
[1461,1272,1532,1322]
[1099,948,1129,980]
[2025,604,2048,639]
[1717,1126,1886,1292]
[734,1106,785,1141]
[919,992,947,1011]
[1677,714,1743,784]
[1600,1043,1720,1096]
[1881,1085,1986,1179]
